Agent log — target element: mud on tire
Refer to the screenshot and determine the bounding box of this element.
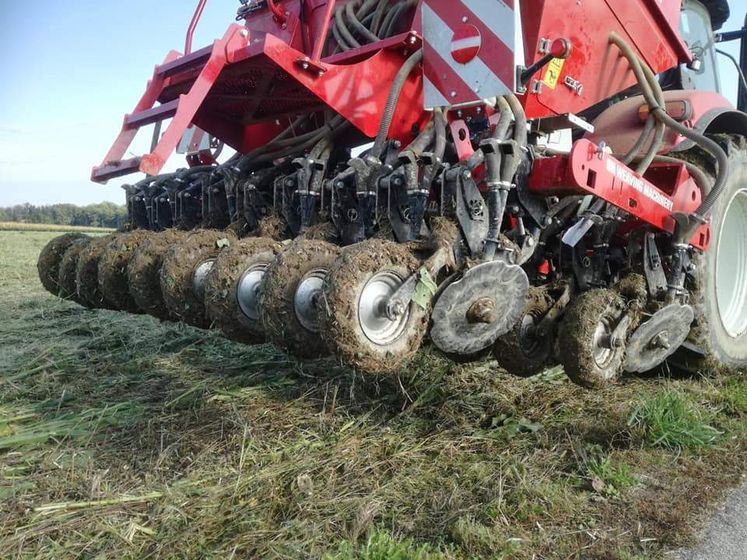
[204,237,282,344]
[37,233,88,295]
[558,289,626,389]
[98,231,152,312]
[128,230,186,321]
[160,229,236,328]
[259,239,341,359]
[320,239,429,374]
[58,237,93,304]
[75,234,118,309]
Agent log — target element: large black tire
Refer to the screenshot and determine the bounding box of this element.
[37,233,88,295]
[58,237,93,304]
[259,239,341,359]
[676,137,747,371]
[320,239,429,374]
[75,234,118,309]
[98,231,152,313]
[204,237,282,344]
[557,289,627,389]
[160,229,236,328]
[128,230,186,321]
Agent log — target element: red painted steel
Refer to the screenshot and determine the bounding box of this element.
[518,0,692,119]
[185,0,208,56]
[528,139,711,250]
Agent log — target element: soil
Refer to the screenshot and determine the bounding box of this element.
[75,234,119,309]
[204,237,282,344]
[159,229,237,328]
[319,239,429,374]
[127,230,186,321]
[98,231,152,313]
[258,239,342,359]
[256,215,291,241]
[298,222,341,244]
[57,238,93,304]
[37,233,88,295]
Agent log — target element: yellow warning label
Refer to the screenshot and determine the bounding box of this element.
[543,58,566,90]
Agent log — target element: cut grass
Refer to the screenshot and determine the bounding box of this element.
[0,230,746,559]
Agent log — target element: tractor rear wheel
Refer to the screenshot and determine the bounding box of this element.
[160,229,235,328]
[677,136,747,370]
[37,233,88,295]
[259,239,341,359]
[320,239,429,374]
[204,237,282,344]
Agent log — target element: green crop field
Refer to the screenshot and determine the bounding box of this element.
[1,230,746,559]
[0,222,115,234]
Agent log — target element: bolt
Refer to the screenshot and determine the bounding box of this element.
[388,300,406,319]
[240,29,249,38]
[408,35,417,45]
[451,91,457,98]
[462,16,468,23]
[462,170,472,179]
[301,62,309,70]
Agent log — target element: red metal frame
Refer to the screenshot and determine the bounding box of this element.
[529,139,711,250]
[185,0,208,56]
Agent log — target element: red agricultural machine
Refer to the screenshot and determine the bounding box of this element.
[39,0,747,386]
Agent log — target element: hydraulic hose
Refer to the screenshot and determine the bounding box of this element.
[492,96,513,140]
[346,1,379,43]
[505,94,527,146]
[609,32,729,228]
[371,48,424,158]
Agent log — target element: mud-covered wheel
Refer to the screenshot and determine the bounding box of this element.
[493,287,555,377]
[674,136,747,371]
[37,233,88,295]
[160,229,235,328]
[204,237,282,344]
[259,239,342,358]
[58,237,93,304]
[75,234,118,309]
[98,230,152,312]
[320,239,428,373]
[558,289,627,388]
[128,230,186,320]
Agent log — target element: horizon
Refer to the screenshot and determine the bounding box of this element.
[0,0,744,207]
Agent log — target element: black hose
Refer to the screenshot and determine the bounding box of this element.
[623,115,655,165]
[492,96,513,140]
[346,1,379,43]
[335,5,360,48]
[609,32,729,224]
[371,49,423,158]
[505,94,527,146]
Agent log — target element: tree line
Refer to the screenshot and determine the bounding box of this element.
[0,202,128,229]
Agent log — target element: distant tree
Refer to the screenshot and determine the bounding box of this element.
[0,202,127,228]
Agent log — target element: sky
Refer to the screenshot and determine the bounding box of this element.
[0,0,746,207]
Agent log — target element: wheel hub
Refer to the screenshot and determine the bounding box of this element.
[192,259,215,301]
[237,264,268,321]
[716,188,747,337]
[294,269,327,333]
[625,304,694,373]
[358,271,409,346]
[431,260,529,355]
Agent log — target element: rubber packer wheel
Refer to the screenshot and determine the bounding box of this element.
[320,239,429,374]
[37,233,88,295]
[259,239,341,358]
[98,230,152,312]
[557,289,626,389]
[493,287,555,377]
[127,230,186,320]
[160,229,236,328]
[58,237,93,304]
[204,237,282,344]
[674,135,747,371]
[75,234,118,309]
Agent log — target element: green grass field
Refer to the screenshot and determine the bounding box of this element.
[1,230,746,559]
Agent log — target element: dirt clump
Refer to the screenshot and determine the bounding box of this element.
[75,234,119,309]
[57,237,93,304]
[98,230,152,312]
